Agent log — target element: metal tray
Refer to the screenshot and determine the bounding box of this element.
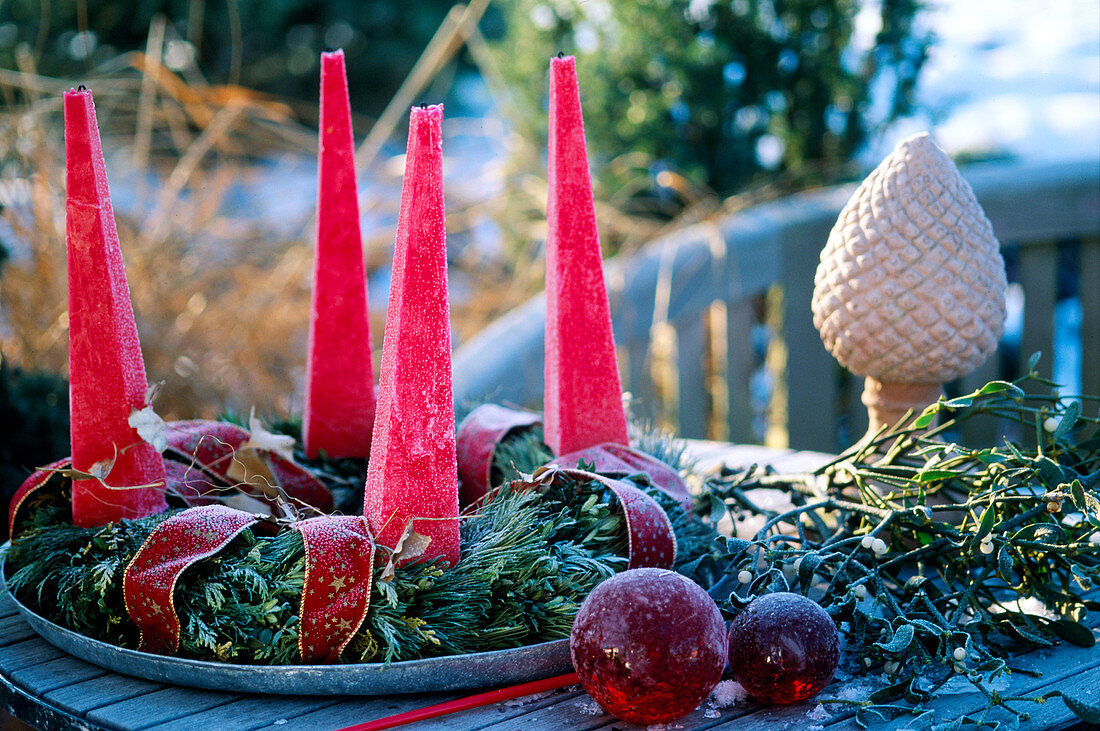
[1,549,572,695]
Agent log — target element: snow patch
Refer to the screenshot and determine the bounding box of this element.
[710,680,750,708]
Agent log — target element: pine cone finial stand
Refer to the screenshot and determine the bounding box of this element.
[812,133,1008,439]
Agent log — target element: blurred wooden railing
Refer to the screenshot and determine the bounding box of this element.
[452,158,1100,453]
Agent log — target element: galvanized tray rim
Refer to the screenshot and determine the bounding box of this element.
[1,546,572,695]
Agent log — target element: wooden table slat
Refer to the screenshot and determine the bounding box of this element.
[0,638,66,675]
[475,693,614,731]
[86,686,242,730]
[1,669,100,731]
[418,687,587,730]
[1015,668,1100,730]
[42,672,166,715]
[148,695,347,731]
[9,654,108,694]
[272,693,462,731]
[0,590,18,619]
[0,614,38,647]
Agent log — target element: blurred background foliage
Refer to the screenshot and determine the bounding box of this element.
[492,0,930,221]
[0,0,464,114]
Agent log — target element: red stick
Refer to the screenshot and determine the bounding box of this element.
[65,87,167,526]
[544,55,630,456]
[304,48,377,459]
[362,104,460,566]
[336,672,580,731]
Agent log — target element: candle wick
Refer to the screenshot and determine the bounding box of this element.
[77,84,88,91]
[324,47,335,53]
[557,51,564,58]
[419,102,428,109]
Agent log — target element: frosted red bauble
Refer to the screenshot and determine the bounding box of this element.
[570,568,727,725]
[727,592,840,704]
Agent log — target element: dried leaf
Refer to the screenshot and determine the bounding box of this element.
[129,405,170,453]
[87,457,115,481]
[379,522,433,582]
[240,408,296,461]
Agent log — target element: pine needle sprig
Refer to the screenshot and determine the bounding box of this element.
[9,437,724,665]
[5,503,165,647]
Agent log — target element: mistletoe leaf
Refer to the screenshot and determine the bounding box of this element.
[1068,479,1100,525]
[1061,691,1100,724]
[977,380,1024,398]
[915,469,957,482]
[874,623,915,654]
[996,546,1014,582]
[1044,619,1096,648]
[974,504,996,543]
[913,404,939,429]
[1052,400,1080,443]
[797,553,823,593]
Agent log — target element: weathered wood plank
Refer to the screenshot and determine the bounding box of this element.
[626,337,656,424]
[677,314,709,439]
[0,589,18,619]
[1019,667,1100,730]
[823,640,1100,730]
[402,687,586,730]
[474,691,612,731]
[1079,237,1100,400]
[42,673,165,715]
[0,638,66,675]
[9,655,107,695]
[0,615,37,648]
[150,695,345,731]
[1,670,102,731]
[86,686,240,730]
[1017,241,1058,380]
[969,159,1100,244]
[725,297,757,444]
[273,693,461,730]
[694,673,891,731]
[779,212,840,452]
[682,442,793,474]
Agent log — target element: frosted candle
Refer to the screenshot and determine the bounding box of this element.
[303,49,377,459]
[65,87,167,526]
[363,104,460,565]
[544,55,630,455]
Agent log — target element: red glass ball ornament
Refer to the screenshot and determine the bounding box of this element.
[727,592,840,704]
[570,568,727,725]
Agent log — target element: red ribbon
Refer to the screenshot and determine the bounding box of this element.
[163,420,333,512]
[123,505,258,655]
[528,466,677,570]
[548,442,693,513]
[7,458,71,538]
[293,515,376,663]
[455,405,542,506]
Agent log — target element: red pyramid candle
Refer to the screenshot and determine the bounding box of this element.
[303,49,377,459]
[363,104,459,565]
[65,87,167,527]
[544,55,630,455]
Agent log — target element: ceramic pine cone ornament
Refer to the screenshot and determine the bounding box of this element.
[812,132,1008,434]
